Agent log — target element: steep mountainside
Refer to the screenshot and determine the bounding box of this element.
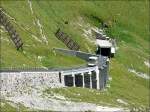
[0,0,149,111]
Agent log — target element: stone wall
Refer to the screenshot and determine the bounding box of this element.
[0,72,63,97]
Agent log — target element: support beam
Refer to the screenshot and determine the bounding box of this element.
[81,73,85,88]
[60,72,65,86]
[96,67,100,90]
[72,73,75,87]
[89,71,92,89]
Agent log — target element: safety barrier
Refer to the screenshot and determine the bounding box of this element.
[0,8,23,50]
[55,28,80,51]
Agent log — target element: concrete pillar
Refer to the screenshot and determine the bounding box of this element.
[81,73,85,88]
[96,67,100,90]
[72,73,75,87]
[106,58,109,81]
[61,72,65,86]
[89,71,92,89]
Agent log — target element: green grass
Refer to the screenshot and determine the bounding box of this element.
[0,0,149,109]
[45,59,149,108]
[0,100,28,112]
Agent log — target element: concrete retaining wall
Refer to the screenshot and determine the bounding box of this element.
[54,48,96,61]
[54,48,108,69]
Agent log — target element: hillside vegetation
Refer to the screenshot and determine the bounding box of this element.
[0,0,149,110]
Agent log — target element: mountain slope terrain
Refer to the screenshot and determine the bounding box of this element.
[0,0,149,111]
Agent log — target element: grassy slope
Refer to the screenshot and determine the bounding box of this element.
[0,0,86,68]
[0,0,149,110]
[0,100,28,112]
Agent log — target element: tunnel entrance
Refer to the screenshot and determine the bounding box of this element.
[101,48,111,57]
[96,47,111,57]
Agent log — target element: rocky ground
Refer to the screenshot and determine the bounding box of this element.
[0,72,128,111]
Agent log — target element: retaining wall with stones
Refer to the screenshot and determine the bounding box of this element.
[0,72,63,97]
